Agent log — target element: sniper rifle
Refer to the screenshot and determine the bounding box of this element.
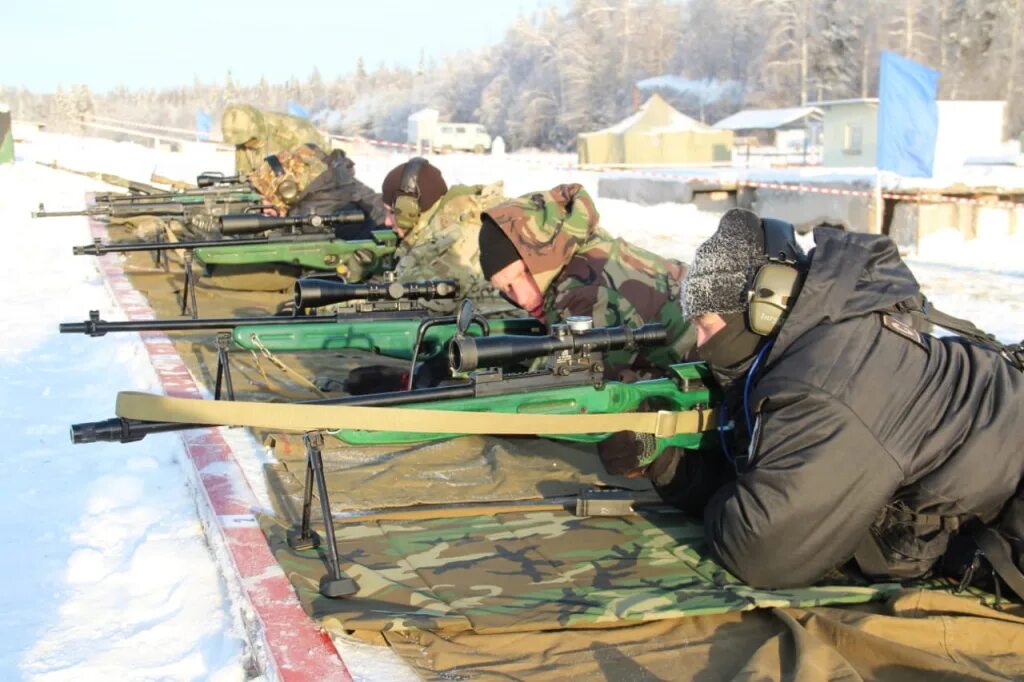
[60,280,543,396]
[72,212,395,317]
[69,303,719,597]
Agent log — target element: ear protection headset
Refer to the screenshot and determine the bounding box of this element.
[392,157,427,232]
[747,218,807,336]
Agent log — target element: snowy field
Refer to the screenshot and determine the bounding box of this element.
[1,131,1022,680]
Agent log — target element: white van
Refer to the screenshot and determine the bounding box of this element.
[408,109,493,153]
[433,123,492,153]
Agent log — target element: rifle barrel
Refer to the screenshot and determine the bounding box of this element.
[71,230,355,255]
[59,307,433,336]
[71,383,476,444]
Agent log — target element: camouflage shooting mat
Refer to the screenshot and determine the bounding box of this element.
[102,218,1024,681]
[259,507,914,635]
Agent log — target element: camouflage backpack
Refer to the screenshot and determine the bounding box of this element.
[249,144,330,214]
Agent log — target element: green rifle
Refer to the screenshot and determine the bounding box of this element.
[72,212,394,317]
[70,305,719,597]
[60,278,544,396]
[71,213,389,270]
[32,192,263,219]
[71,303,717,463]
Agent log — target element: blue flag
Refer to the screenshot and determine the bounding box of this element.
[877,51,940,177]
[287,102,310,119]
[195,110,212,142]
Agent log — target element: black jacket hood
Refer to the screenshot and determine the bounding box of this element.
[770,228,922,360]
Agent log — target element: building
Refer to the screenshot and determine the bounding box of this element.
[713,106,822,151]
[577,93,733,166]
[817,98,1006,170]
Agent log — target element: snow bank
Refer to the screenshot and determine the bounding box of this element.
[0,160,252,681]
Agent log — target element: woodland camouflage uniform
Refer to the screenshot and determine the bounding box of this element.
[221,104,327,175]
[483,184,694,375]
[395,182,518,314]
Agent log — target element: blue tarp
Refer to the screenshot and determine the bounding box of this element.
[195,111,211,142]
[877,51,940,178]
[287,102,310,119]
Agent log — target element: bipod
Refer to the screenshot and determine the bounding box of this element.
[213,332,236,401]
[151,230,168,271]
[179,252,200,319]
[287,431,359,598]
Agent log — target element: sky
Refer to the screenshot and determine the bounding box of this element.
[3,0,556,93]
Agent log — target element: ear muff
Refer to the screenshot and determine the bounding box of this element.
[746,218,806,336]
[393,157,427,231]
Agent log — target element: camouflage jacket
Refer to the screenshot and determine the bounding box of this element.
[394,182,517,315]
[483,184,694,376]
[221,104,327,175]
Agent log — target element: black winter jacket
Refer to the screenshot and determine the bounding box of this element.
[703,228,1024,588]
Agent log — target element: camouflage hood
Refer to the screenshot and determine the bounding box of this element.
[221,104,266,145]
[482,184,600,296]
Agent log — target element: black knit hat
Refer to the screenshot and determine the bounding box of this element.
[380,160,448,211]
[478,216,522,280]
[682,208,766,319]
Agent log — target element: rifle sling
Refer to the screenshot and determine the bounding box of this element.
[114,391,717,438]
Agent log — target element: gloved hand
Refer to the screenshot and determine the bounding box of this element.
[596,430,656,478]
[189,212,217,236]
[343,365,408,395]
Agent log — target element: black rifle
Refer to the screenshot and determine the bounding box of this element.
[71,210,369,255]
[59,279,460,336]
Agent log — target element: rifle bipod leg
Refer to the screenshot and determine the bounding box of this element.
[179,252,199,319]
[213,332,236,401]
[287,431,358,599]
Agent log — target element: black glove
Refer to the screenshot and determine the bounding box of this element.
[597,430,656,478]
[343,365,407,395]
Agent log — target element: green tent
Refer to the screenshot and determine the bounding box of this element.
[0,109,13,164]
[578,93,733,166]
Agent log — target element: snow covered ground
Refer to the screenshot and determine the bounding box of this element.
[1,131,1022,680]
[0,158,252,680]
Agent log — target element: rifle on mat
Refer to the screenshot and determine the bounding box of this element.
[69,301,719,597]
[70,211,394,316]
[60,279,544,395]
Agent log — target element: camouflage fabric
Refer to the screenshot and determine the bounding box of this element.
[221,104,328,175]
[248,143,329,214]
[395,182,518,315]
[483,184,694,375]
[261,508,917,635]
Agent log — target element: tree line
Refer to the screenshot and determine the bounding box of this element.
[5,0,1022,150]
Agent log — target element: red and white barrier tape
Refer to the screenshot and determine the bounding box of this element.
[76,115,1024,210]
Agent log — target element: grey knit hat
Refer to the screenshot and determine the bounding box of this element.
[681,208,766,318]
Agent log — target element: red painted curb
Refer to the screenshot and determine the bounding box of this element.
[89,217,352,682]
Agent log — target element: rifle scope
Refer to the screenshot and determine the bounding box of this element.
[218,210,364,236]
[197,172,242,188]
[450,320,668,372]
[294,278,459,309]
